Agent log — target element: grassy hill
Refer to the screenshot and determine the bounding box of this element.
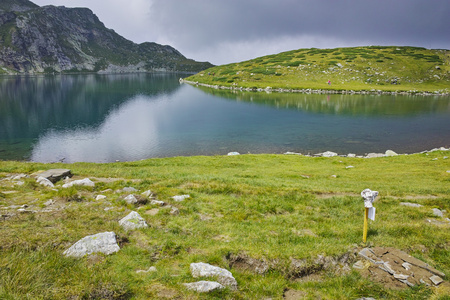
[186,46,450,93]
[1,152,449,299]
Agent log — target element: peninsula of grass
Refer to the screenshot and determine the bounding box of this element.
[1,151,449,299]
[186,46,450,94]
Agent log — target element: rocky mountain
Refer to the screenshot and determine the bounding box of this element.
[0,0,213,74]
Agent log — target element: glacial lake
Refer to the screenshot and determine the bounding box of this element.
[0,73,449,163]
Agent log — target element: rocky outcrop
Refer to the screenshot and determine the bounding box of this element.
[0,0,213,74]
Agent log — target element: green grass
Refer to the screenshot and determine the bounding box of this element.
[0,152,449,299]
[187,46,450,93]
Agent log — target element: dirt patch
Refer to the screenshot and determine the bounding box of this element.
[283,288,307,299]
[228,253,271,274]
[354,247,446,290]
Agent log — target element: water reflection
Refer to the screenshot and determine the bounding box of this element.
[198,86,450,117]
[0,73,181,160]
[0,74,449,162]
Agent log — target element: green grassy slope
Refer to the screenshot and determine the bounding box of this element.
[1,152,449,299]
[187,46,450,93]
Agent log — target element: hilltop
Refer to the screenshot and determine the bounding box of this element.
[186,46,450,94]
[0,0,213,74]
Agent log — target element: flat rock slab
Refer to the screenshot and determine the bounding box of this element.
[62,178,95,188]
[35,169,72,183]
[355,247,445,289]
[183,281,224,293]
[63,231,120,257]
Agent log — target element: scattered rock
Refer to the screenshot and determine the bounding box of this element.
[119,211,148,231]
[150,200,165,206]
[145,208,159,216]
[62,178,95,188]
[385,150,398,157]
[284,152,302,155]
[190,262,237,290]
[36,169,72,183]
[227,152,240,156]
[44,199,54,206]
[170,207,180,215]
[347,153,356,157]
[172,195,190,202]
[141,190,153,198]
[121,187,138,193]
[321,151,338,157]
[283,289,307,299]
[346,166,354,169]
[432,208,444,217]
[136,266,157,274]
[429,275,444,286]
[36,176,55,188]
[365,153,384,158]
[96,195,107,201]
[400,202,422,208]
[183,281,224,293]
[124,194,138,204]
[63,232,120,257]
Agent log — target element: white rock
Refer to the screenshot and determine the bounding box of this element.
[365,153,384,158]
[346,166,354,169]
[385,150,398,156]
[190,262,237,290]
[432,208,444,218]
[37,176,55,188]
[124,194,138,204]
[183,281,224,293]
[62,178,95,188]
[119,211,148,230]
[136,266,157,274]
[170,207,180,215]
[150,200,165,206]
[96,195,107,201]
[347,153,356,158]
[63,232,120,257]
[141,190,153,198]
[122,187,138,193]
[322,151,338,157]
[172,195,190,202]
[227,152,240,156]
[430,275,444,286]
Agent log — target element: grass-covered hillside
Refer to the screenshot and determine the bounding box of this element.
[1,152,449,299]
[186,46,450,93]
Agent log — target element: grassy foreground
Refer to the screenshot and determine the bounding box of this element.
[1,152,449,299]
[186,46,450,93]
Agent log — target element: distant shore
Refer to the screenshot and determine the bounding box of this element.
[181,79,450,96]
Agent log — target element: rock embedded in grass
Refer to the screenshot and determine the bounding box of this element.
[190,262,237,290]
[119,211,148,230]
[63,231,120,257]
[62,178,95,188]
[36,169,72,183]
[183,281,224,293]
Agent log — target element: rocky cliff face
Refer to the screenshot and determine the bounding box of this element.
[0,0,213,74]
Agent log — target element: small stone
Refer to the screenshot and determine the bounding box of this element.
[331,175,337,178]
[141,190,153,198]
[170,207,180,215]
[432,208,444,218]
[172,195,190,202]
[122,187,138,193]
[37,176,55,188]
[227,152,240,156]
[124,194,138,204]
[394,273,409,280]
[36,169,72,183]
[385,150,398,156]
[119,211,148,230]
[145,208,159,216]
[96,195,107,201]
[402,262,412,270]
[429,275,444,286]
[353,260,369,270]
[150,200,165,206]
[346,166,354,169]
[44,199,54,206]
[136,266,157,274]
[62,178,95,188]
[347,153,356,157]
[321,151,338,157]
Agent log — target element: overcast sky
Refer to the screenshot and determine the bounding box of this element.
[32,0,450,65]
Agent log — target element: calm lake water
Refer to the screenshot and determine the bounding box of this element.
[0,73,449,163]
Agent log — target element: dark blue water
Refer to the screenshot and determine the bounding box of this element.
[0,73,449,162]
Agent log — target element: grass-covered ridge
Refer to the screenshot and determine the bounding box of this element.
[1,152,449,299]
[187,46,450,93]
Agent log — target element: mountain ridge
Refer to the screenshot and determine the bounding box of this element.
[0,0,213,74]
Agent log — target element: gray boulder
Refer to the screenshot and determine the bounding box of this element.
[124,194,138,204]
[190,262,237,290]
[321,151,338,157]
[62,178,95,188]
[36,176,55,188]
[432,208,444,218]
[385,150,398,157]
[119,211,148,230]
[63,232,120,257]
[183,281,224,293]
[37,169,72,183]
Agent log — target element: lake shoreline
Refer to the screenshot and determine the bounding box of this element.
[181,79,450,96]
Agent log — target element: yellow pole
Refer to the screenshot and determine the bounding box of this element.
[363,207,369,243]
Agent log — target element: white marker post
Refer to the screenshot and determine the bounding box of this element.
[361,189,378,243]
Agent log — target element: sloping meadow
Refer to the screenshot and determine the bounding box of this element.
[0,151,449,299]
